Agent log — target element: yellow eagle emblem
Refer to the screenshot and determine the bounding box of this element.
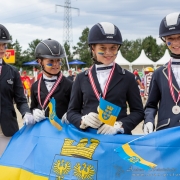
[53,159,71,179]
[74,162,95,180]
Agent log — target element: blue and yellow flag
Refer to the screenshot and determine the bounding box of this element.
[48,97,63,130]
[115,143,157,170]
[98,97,121,126]
[1,98,180,179]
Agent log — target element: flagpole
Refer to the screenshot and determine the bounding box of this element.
[63,46,70,70]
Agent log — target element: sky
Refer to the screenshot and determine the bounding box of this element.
[1,0,180,51]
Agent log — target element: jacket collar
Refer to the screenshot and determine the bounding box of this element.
[89,63,125,97]
[0,60,9,80]
[40,73,63,95]
[91,65,103,95]
[107,63,124,93]
[162,64,179,93]
[40,77,49,95]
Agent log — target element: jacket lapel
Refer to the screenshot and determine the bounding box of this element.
[90,65,103,95]
[106,64,124,93]
[41,74,63,97]
[53,77,63,94]
[40,78,49,95]
[0,61,9,80]
[162,66,179,93]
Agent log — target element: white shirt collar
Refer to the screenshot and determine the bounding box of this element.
[172,58,180,62]
[95,62,113,68]
[95,63,113,92]
[95,62,113,72]
[43,74,57,80]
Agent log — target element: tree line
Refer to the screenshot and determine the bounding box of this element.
[8,27,167,70]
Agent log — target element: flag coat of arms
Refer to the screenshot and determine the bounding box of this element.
[98,97,121,126]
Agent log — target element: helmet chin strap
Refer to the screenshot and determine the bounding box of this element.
[92,57,103,65]
[170,52,180,59]
[89,46,103,65]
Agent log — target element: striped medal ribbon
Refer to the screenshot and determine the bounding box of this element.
[167,58,180,114]
[38,73,63,109]
[88,62,115,100]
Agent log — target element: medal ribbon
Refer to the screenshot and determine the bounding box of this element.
[167,58,180,105]
[38,73,63,109]
[88,62,115,100]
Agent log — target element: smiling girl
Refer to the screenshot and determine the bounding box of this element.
[144,12,180,134]
[67,22,144,135]
[30,39,72,122]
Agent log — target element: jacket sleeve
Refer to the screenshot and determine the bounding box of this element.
[67,74,84,129]
[120,75,144,134]
[30,83,39,111]
[144,72,160,123]
[13,67,31,116]
[66,78,73,106]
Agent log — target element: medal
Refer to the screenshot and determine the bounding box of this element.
[172,105,180,114]
[168,59,180,114]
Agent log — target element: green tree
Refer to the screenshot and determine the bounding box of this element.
[21,49,32,64]
[121,37,167,63]
[121,39,142,62]
[12,39,23,68]
[158,42,167,59]
[141,36,168,62]
[142,36,159,62]
[20,39,41,71]
[26,39,42,59]
[73,27,91,67]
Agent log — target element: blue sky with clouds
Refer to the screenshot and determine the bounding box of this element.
[1,0,180,50]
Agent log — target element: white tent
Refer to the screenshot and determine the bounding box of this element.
[115,51,131,71]
[131,49,155,71]
[155,49,170,66]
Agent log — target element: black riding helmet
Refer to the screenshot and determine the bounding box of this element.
[35,39,65,76]
[88,22,123,45]
[35,38,65,60]
[0,24,12,43]
[88,22,122,64]
[159,12,180,58]
[159,12,180,39]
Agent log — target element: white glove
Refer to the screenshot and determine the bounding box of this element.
[23,112,35,125]
[33,109,46,122]
[80,112,102,129]
[61,112,69,124]
[143,122,153,135]
[97,122,124,135]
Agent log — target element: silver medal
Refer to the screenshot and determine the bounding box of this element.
[172,105,180,114]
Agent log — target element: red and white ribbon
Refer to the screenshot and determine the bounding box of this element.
[88,62,115,100]
[167,58,180,105]
[38,73,63,109]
